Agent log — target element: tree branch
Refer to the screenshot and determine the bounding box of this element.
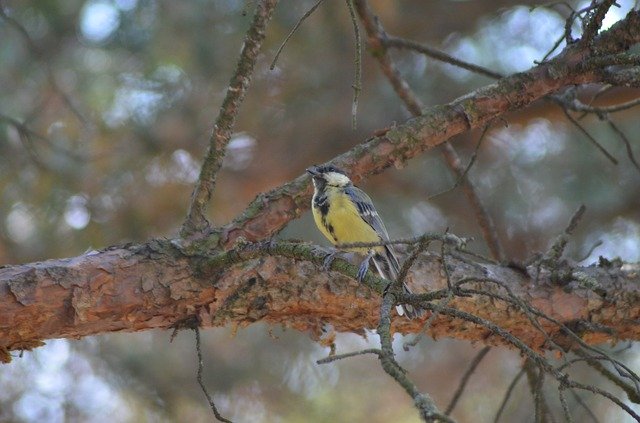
[181,0,279,237]
[1,239,638,362]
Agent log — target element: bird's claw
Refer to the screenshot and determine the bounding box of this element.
[356,259,370,282]
[322,251,338,271]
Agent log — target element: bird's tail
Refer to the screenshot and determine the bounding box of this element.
[373,246,424,319]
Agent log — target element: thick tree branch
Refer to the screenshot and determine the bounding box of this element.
[182,0,279,237]
[1,239,638,362]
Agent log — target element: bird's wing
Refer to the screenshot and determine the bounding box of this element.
[344,185,391,241]
[346,187,423,319]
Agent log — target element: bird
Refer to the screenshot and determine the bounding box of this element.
[307,164,423,319]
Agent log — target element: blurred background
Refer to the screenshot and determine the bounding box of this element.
[1,0,639,421]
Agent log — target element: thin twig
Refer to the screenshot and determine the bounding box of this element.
[524,359,555,423]
[432,304,640,420]
[336,233,467,250]
[570,96,640,114]
[578,240,603,262]
[377,293,454,422]
[384,36,504,79]
[607,120,640,174]
[494,369,525,423]
[444,346,491,416]
[561,108,618,165]
[428,124,491,200]
[558,385,574,423]
[0,3,87,124]
[569,389,601,423]
[182,0,279,237]
[573,349,640,403]
[269,0,326,70]
[396,234,434,285]
[344,0,362,129]
[316,348,381,364]
[194,327,233,423]
[403,290,455,350]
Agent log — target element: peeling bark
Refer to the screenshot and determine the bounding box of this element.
[1,239,638,362]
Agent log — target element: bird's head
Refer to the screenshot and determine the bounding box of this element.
[307,165,352,189]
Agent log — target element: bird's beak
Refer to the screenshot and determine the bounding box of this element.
[306,166,320,177]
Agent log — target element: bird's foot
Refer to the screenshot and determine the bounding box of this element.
[322,250,338,271]
[356,259,370,282]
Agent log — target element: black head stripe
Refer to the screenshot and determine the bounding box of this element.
[316,165,347,176]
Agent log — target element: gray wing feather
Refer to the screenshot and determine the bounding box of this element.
[344,185,391,241]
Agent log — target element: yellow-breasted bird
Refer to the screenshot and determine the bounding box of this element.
[307,164,422,319]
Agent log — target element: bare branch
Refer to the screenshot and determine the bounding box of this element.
[568,95,640,114]
[0,3,87,124]
[561,108,619,165]
[269,0,326,69]
[345,0,362,129]
[316,348,381,364]
[376,294,454,422]
[524,359,555,423]
[194,326,232,423]
[182,0,279,237]
[607,120,640,174]
[383,36,504,80]
[494,369,525,423]
[444,346,491,416]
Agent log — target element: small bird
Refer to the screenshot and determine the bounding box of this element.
[307,164,422,319]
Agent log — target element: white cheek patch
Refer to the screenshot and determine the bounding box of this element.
[325,172,351,186]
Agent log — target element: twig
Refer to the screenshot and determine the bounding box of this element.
[569,389,601,423]
[570,96,640,114]
[182,0,279,237]
[383,36,504,80]
[345,0,362,129]
[558,385,573,423]
[427,124,491,200]
[573,349,640,403]
[336,233,468,250]
[0,3,87,124]
[578,240,603,262]
[316,348,381,364]
[403,290,455,350]
[269,0,326,70]
[194,326,233,423]
[444,346,491,416]
[539,33,567,63]
[607,120,640,174]
[561,108,618,165]
[432,304,640,420]
[441,228,453,291]
[524,359,555,423]
[542,204,586,270]
[494,368,525,423]
[396,234,434,286]
[377,293,454,422]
